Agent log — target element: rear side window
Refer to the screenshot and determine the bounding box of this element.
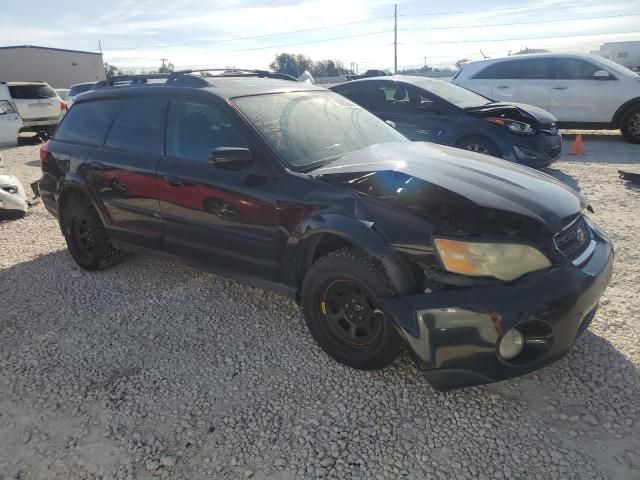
[550,59,601,79]
[69,84,94,96]
[54,100,120,145]
[474,59,548,79]
[105,97,165,155]
[9,84,57,99]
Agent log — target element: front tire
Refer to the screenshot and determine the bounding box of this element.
[61,197,121,271]
[300,249,402,370]
[620,106,640,144]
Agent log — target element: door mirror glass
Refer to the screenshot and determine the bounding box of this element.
[209,147,253,170]
[0,100,16,115]
[593,70,612,80]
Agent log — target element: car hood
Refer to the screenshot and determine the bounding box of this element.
[310,141,584,233]
[466,102,557,125]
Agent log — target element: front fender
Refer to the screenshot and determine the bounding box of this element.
[284,213,416,296]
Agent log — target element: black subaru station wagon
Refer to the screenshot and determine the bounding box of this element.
[38,70,613,390]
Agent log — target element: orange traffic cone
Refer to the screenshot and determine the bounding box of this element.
[570,134,585,156]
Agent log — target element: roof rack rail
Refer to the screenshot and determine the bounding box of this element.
[93,73,210,89]
[92,69,299,91]
[175,68,298,82]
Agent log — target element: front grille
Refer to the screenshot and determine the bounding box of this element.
[555,215,591,260]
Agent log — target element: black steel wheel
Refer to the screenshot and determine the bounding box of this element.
[322,279,383,347]
[301,248,402,370]
[61,196,122,271]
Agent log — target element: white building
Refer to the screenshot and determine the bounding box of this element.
[591,41,640,72]
[0,45,105,88]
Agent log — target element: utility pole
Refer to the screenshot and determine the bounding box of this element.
[161,58,167,72]
[424,56,427,69]
[98,41,103,55]
[394,4,398,74]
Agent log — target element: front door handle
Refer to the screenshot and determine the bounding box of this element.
[496,85,509,89]
[552,86,568,90]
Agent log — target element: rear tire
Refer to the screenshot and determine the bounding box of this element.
[620,106,640,144]
[300,248,402,370]
[456,136,502,157]
[61,197,122,271]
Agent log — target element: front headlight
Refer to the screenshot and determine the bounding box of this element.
[486,117,535,135]
[433,238,551,281]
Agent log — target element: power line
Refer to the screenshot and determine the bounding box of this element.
[112,15,393,51]
[405,13,639,31]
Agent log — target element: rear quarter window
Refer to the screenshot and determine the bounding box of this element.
[9,84,57,99]
[104,97,165,155]
[54,100,121,146]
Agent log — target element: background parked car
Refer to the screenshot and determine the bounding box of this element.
[6,81,63,137]
[67,81,97,109]
[330,75,562,167]
[453,53,640,143]
[0,83,23,149]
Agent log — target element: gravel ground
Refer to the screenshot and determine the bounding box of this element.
[1,138,639,480]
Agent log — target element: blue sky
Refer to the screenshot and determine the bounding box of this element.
[1,0,639,71]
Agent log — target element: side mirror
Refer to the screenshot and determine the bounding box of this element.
[385,120,397,129]
[209,147,253,170]
[593,70,611,80]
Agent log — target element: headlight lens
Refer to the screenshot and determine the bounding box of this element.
[486,117,535,135]
[433,238,551,281]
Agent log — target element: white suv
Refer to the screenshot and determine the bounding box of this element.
[6,81,63,137]
[452,53,640,143]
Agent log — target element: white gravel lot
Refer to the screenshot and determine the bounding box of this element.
[1,136,639,480]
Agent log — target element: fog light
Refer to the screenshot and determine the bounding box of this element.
[498,328,524,360]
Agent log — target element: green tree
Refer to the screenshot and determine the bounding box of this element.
[104,62,119,79]
[269,53,314,77]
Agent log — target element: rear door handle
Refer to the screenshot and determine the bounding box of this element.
[496,85,509,89]
[552,86,568,90]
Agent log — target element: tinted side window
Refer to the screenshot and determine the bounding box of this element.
[54,100,120,145]
[166,99,247,162]
[332,85,375,109]
[105,97,165,155]
[475,59,548,79]
[550,59,601,79]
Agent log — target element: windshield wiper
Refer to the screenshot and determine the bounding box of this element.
[299,154,345,173]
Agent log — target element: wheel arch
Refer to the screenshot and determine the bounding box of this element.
[612,97,640,127]
[287,214,416,300]
[57,179,107,226]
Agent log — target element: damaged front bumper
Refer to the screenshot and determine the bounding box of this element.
[380,230,614,390]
